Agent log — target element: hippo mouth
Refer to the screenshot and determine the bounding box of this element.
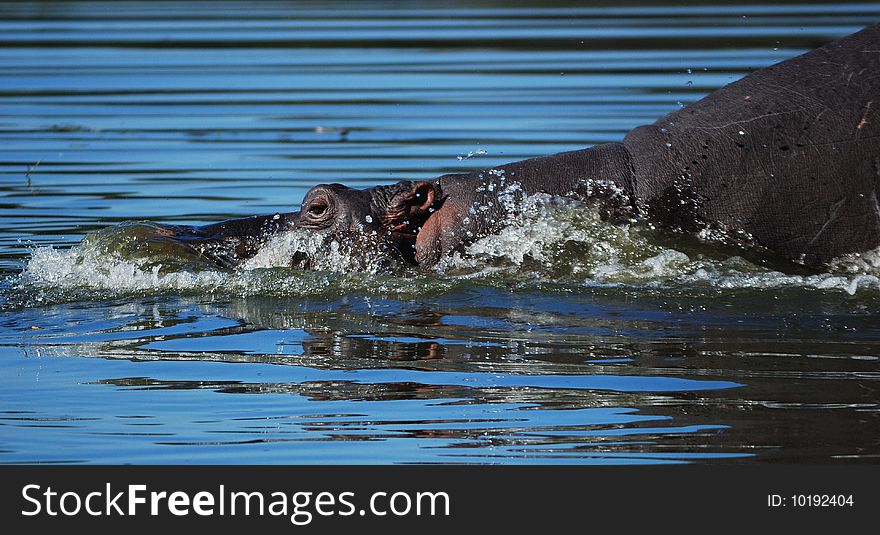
[385,212,437,262]
[384,213,431,237]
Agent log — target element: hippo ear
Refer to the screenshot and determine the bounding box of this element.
[407,181,436,215]
[381,181,438,231]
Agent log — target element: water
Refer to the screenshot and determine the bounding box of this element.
[1,0,879,464]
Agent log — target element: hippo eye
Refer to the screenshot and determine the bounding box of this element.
[307,202,327,217]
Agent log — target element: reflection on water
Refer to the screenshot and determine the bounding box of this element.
[2,289,878,464]
[1,0,880,464]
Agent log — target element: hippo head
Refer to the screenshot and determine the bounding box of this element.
[292,180,442,265]
[150,179,447,271]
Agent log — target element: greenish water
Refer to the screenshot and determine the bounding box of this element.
[1,0,879,464]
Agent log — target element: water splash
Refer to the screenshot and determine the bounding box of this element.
[7,195,880,308]
[457,149,488,161]
[436,194,880,295]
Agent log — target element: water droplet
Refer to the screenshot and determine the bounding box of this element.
[738,130,746,135]
[365,215,373,223]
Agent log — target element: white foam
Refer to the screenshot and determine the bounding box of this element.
[23,245,225,293]
[243,230,353,271]
[12,195,880,303]
[439,194,880,295]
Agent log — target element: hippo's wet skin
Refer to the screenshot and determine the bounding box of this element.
[150,212,298,269]
[154,180,438,268]
[159,23,879,272]
[404,22,880,270]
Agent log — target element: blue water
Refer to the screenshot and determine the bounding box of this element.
[1,0,879,464]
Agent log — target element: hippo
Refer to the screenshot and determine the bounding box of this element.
[158,22,880,272]
[151,180,437,268]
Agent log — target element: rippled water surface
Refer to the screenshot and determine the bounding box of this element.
[1,0,879,464]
